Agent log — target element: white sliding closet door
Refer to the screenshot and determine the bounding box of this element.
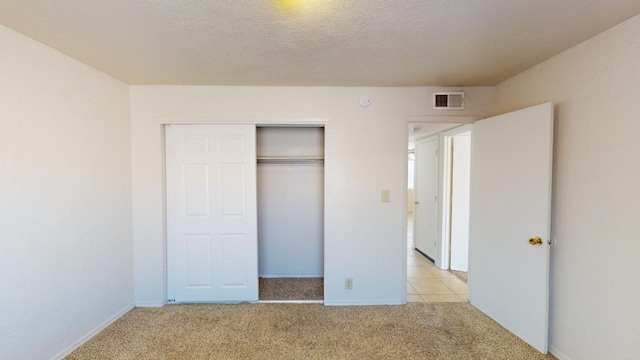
[166,124,258,302]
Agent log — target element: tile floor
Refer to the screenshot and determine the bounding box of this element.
[407,215,468,303]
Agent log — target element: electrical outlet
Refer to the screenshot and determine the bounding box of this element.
[345,277,353,290]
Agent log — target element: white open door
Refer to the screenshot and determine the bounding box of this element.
[413,136,439,260]
[469,103,553,353]
[166,124,258,303]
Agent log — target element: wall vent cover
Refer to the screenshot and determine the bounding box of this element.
[433,92,464,110]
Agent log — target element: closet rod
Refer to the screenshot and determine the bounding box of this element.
[257,159,324,165]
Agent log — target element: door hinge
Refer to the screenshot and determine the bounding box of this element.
[435,149,438,156]
[434,195,437,201]
[167,299,176,304]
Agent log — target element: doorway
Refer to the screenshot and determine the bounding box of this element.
[407,122,471,303]
[408,122,471,267]
[256,126,325,302]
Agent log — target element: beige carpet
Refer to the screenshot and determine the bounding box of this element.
[259,277,323,300]
[66,303,556,360]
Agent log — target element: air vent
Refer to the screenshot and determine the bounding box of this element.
[433,92,464,110]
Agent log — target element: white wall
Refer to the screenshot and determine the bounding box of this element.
[130,86,494,306]
[494,14,640,360]
[0,25,133,359]
[258,164,324,277]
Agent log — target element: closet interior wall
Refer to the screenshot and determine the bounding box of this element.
[256,126,324,278]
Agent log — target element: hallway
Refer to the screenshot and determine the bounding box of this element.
[407,215,468,302]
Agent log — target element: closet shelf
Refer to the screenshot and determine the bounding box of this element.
[257,156,324,165]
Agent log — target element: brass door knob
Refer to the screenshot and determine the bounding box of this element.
[414,201,419,205]
[529,237,543,245]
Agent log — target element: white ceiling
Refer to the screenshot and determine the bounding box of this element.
[1,0,639,86]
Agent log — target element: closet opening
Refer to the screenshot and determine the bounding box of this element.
[256,126,325,302]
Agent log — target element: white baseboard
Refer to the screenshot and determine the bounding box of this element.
[51,303,134,360]
[258,300,324,304]
[259,274,323,278]
[134,301,166,307]
[323,299,403,306]
[549,345,571,360]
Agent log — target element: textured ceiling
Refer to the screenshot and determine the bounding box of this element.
[1,0,639,86]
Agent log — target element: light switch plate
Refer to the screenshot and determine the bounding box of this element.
[381,190,390,203]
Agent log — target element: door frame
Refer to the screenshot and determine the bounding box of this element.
[440,124,473,271]
[162,120,328,304]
